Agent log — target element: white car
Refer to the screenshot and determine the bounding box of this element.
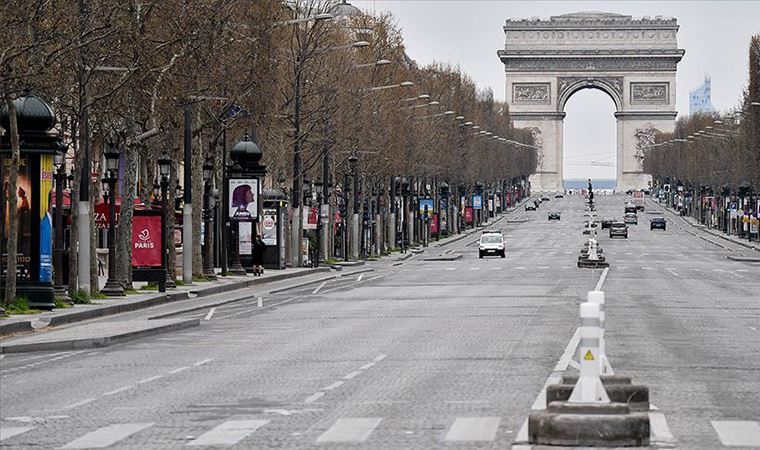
[479,231,505,258]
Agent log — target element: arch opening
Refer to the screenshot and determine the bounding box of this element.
[562,88,617,191]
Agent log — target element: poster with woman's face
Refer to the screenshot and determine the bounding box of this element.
[229,179,258,218]
[2,156,32,281]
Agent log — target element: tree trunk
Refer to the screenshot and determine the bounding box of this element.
[3,97,20,305]
[68,122,81,294]
[90,175,99,295]
[116,138,139,289]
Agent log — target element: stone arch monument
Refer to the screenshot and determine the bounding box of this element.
[498,12,685,191]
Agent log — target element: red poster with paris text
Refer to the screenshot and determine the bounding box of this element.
[465,207,474,224]
[132,214,163,267]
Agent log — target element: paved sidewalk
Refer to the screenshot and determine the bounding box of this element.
[0,267,329,338]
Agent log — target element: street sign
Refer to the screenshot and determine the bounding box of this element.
[473,195,483,210]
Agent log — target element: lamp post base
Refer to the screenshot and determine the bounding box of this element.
[101,279,126,296]
[202,269,217,280]
[228,265,247,276]
[53,286,71,304]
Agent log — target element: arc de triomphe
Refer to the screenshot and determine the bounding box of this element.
[498,12,685,191]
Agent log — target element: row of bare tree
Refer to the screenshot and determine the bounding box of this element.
[1,0,537,303]
[644,35,760,192]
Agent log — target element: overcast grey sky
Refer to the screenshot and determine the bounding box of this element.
[351,0,760,180]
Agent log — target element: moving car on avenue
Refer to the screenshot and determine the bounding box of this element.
[624,212,638,225]
[525,203,537,211]
[650,217,667,230]
[548,211,561,221]
[601,218,615,229]
[609,222,629,238]
[479,230,505,258]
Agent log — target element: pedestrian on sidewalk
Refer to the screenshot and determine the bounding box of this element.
[252,234,267,276]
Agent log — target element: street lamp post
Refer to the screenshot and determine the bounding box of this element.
[349,154,359,260]
[202,158,217,279]
[53,150,67,299]
[158,153,175,289]
[101,144,125,296]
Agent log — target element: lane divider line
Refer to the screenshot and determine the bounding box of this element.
[312,281,328,295]
[304,392,325,404]
[204,308,216,320]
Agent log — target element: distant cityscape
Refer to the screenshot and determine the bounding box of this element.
[563,179,617,190]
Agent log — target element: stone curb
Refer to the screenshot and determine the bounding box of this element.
[420,254,463,262]
[1,318,199,354]
[727,255,760,262]
[0,268,329,337]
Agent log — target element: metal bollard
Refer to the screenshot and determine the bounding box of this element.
[569,302,610,403]
[587,237,599,261]
[588,290,614,375]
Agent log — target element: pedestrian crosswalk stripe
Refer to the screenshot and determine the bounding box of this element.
[0,427,35,442]
[444,417,500,441]
[187,420,269,446]
[316,418,382,443]
[61,423,153,449]
[711,420,760,447]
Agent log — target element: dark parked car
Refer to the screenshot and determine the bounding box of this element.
[609,222,629,238]
[541,195,551,202]
[548,211,561,221]
[650,217,667,230]
[601,218,615,229]
[624,212,638,225]
[555,193,564,198]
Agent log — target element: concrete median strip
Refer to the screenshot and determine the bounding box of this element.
[0,318,199,354]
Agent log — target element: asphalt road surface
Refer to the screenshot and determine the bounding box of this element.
[2,194,759,449]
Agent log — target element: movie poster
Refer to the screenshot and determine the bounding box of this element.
[3,156,33,281]
[39,155,53,282]
[229,179,258,218]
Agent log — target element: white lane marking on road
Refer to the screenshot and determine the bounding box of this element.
[713,268,725,272]
[445,417,501,442]
[537,266,549,269]
[312,281,328,294]
[359,362,376,370]
[137,375,162,384]
[372,354,387,362]
[516,267,525,270]
[594,267,610,291]
[343,371,362,380]
[515,328,581,446]
[737,269,749,272]
[357,274,364,282]
[0,427,34,441]
[193,358,214,366]
[168,366,190,375]
[62,398,96,410]
[445,267,456,271]
[711,420,760,447]
[102,385,134,396]
[187,420,269,447]
[0,354,5,360]
[257,297,263,307]
[553,328,581,373]
[469,267,480,270]
[304,392,325,404]
[324,381,343,391]
[204,308,216,320]
[649,412,675,444]
[641,267,653,270]
[61,422,153,448]
[316,418,382,443]
[667,269,680,278]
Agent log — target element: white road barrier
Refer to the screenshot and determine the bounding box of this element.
[588,290,614,375]
[569,302,610,403]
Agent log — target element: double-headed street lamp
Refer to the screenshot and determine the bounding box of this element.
[53,149,67,298]
[202,158,216,279]
[158,153,175,288]
[101,144,125,296]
